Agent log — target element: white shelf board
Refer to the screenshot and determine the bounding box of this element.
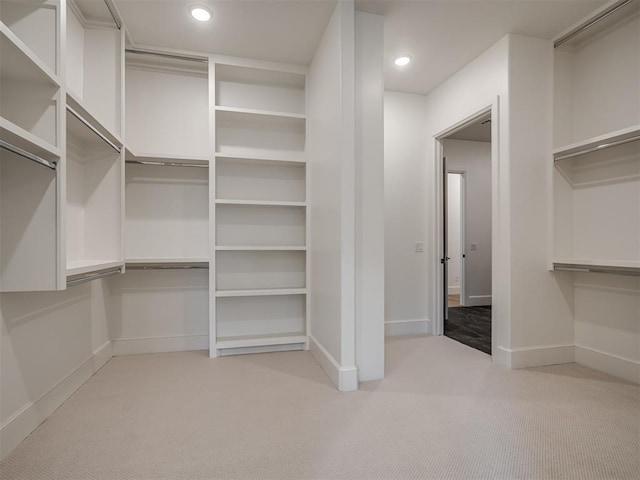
[126,257,210,265]
[66,260,124,277]
[215,105,306,121]
[215,63,305,88]
[216,288,307,298]
[553,124,640,160]
[125,148,210,165]
[0,117,62,161]
[215,246,306,251]
[215,152,305,166]
[216,334,307,349]
[0,23,60,87]
[66,92,123,148]
[215,199,306,207]
[553,258,640,275]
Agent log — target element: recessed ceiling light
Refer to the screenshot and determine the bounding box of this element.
[190,6,212,22]
[394,55,412,67]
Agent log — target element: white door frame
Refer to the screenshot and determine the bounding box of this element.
[447,170,466,307]
[433,98,499,345]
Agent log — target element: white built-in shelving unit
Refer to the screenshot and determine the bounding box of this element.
[1,0,62,292]
[551,0,640,277]
[212,60,308,355]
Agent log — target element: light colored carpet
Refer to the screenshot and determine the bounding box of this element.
[1,335,639,480]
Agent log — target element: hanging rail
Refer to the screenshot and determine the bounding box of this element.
[103,0,122,30]
[554,263,640,277]
[0,140,57,170]
[67,267,122,287]
[66,106,121,154]
[554,134,640,162]
[126,262,209,270]
[554,0,634,48]
[125,160,208,169]
[125,48,208,63]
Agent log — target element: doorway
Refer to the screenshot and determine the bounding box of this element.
[441,113,493,355]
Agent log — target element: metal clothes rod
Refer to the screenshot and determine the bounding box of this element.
[125,160,208,169]
[554,265,640,277]
[126,264,209,270]
[67,267,122,287]
[125,48,208,64]
[66,106,121,154]
[0,140,57,170]
[554,0,634,48]
[554,134,640,162]
[103,0,122,30]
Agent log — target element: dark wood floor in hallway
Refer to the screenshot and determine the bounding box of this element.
[445,305,492,355]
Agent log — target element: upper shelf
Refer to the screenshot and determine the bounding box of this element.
[553,258,640,276]
[553,124,640,162]
[215,152,305,166]
[0,22,60,88]
[67,92,124,150]
[0,118,62,163]
[215,106,306,121]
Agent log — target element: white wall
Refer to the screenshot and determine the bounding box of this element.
[384,91,430,335]
[447,173,461,295]
[445,140,492,306]
[0,282,113,459]
[354,11,385,382]
[307,0,357,391]
[385,34,575,367]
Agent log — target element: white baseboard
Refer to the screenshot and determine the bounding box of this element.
[1,341,113,461]
[465,295,492,306]
[496,344,575,369]
[575,345,640,384]
[112,334,208,356]
[309,335,358,392]
[448,286,460,295]
[385,319,431,336]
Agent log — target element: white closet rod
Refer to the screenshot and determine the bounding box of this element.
[125,48,208,63]
[66,106,121,154]
[125,160,208,168]
[0,140,57,170]
[67,267,122,287]
[554,134,640,162]
[554,0,633,48]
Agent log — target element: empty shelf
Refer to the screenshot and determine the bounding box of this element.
[553,259,640,276]
[215,105,306,120]
[67,260,124,277]
[216,334,307,349]
[553,124,640,161]
[216,288,307,297]
[215,246,306,251]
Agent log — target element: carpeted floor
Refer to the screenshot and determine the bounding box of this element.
[445,306,492,355]
[2,335,639,480]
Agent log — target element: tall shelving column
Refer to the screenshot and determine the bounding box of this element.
[211,60,309,356]
[0,0,63,292]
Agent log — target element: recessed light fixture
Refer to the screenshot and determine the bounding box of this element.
[190,6,212,22]
[394,55,412,67]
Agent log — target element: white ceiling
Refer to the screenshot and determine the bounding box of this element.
[114,0,607,96]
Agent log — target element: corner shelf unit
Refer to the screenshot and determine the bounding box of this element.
[212,59,308,356]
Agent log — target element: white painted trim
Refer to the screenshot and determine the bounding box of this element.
[1,341,113,460]
[496,344,575,369]
[466,295,492,306]
[112,335,208,356]
[385,319,432,336]
[575,345,640,384]
[447,286,460,295]
[309,336,358,392]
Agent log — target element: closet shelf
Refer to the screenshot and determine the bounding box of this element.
[0,118,62,162]
[0,23,60,87]
[67,260,124,277]
[215,199,306,207]
[215,246,307,251]
[216,288,307,298]
[216,333,307,349]
[66,92,124,149]
[215,152,306,166]
[553,259,640,276]
[125,148,210,166]
[553,124,640,162]
[215,105,306,121]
